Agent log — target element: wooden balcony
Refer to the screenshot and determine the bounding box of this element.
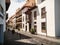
[16,19,22,22]
[16,14,22,18]
[16,16,22,20]
[16,22,22,25]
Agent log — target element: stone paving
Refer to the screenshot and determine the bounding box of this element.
[4,30,60,45]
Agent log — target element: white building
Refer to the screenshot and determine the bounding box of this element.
[21,7,28,31]
[35,0,60,37]
[21,0,36,32]
[0,0,6,44]
[29,6,38,34]
[22,0,60,37]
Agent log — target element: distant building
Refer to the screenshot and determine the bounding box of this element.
[15,8,22,30]
[0,0,6,44]
[7,14,16,30]
[8,0,60,37]
[7,0,26,20]
[21,0,36,32]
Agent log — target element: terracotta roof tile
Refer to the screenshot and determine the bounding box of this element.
[21,0,36,10]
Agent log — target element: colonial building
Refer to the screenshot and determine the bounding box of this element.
[7,14,16,30]
[7,8,22,31]
[8,0,60,37]
[36,0,60,37]
[20,0,60,37]
[0,0,6,44]
[15,8,22,30]
[25,6,38,34]
[21,0,36,32]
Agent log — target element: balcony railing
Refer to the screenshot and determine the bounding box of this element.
[16,22,22,24]
[16,16,22,20]
[16,14,22,18]
[16,18,22,22]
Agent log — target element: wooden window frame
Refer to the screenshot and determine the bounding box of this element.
[34,11,37,20]
[41,22,46,33]
[41,7,46,18]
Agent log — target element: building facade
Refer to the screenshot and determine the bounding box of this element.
[15,8,22,30]
[8,0,60,37]
[7,14,16,30]
[21,0,36,32]
[0,0,6,44]
[21,0,60,37]
[36,0,60,37]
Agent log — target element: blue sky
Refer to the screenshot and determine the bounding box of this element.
[7,0,26,18]
[12,0,25,2]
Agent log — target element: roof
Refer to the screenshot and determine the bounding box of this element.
[20,0,36,10]
[25,6,37,14]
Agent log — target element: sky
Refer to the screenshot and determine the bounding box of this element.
[7,0,27,18]
[11,0,25,2]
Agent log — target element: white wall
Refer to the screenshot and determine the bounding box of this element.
[55,0,60,36]
[37,0,55,37]
[22,13,26,31]
[46,0,55,37]
[22,8,28,31]
[31,8,37,29]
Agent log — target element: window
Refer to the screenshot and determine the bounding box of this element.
[34,22,36,24]
[23,24,24,28]
[41,0,45,2]
[26,26,27,31]
[34,11,37,20]
[41,22,46,33]
[41,7,46,18]
[34,25,37,32]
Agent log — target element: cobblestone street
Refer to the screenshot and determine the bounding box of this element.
[4,30,60,45]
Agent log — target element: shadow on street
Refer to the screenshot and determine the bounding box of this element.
[4,30,37,45]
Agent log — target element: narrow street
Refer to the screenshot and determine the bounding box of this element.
[4,30,37,45]
[4,30,60,45]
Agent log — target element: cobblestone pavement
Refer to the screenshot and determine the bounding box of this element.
[4,30,60,45]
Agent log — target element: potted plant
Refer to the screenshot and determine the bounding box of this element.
[30,28,35,34]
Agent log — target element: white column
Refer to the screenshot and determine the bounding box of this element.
[27,23,29,32]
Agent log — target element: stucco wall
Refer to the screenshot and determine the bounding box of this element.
[37,0,55,37]
[31,8,38,31]
[22,13,26,31]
